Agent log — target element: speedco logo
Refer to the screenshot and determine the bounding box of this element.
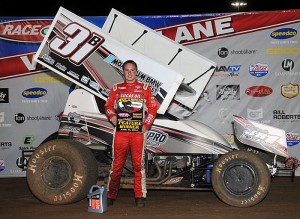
[0,19,52,43]
[245,86,272,97]
[270,28,297,40]
[266,47,299,54]
[22,87,47,98]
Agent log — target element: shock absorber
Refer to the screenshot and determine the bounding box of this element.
[205,164,214,183]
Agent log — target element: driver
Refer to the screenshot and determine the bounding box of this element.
[104,60,158,207]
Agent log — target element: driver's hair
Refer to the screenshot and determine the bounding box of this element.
[122,60,138,71]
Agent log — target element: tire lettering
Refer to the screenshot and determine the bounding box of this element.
[216,153,238,174]
[27,163,36,173]
[216,167,221,174]
[73,172,83,184]
[241,184,266,205]
[27,144,56,174]
[258,184,266,192]
[53,172,84,202]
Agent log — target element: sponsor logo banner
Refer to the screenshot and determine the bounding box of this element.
[0,88,9,103]
[245,86,272,97]
[281,83,299,99]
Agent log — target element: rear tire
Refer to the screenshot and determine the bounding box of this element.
[211,150,270,207]
[26,139,98,205]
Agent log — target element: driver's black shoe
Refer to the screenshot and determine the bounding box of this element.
[107,198,114,206]
[135,198,145,208]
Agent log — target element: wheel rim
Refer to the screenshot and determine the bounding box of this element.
[41,156,71,188]
[223,162,257,195]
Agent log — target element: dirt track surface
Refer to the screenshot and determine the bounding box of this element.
[0,176,299,219]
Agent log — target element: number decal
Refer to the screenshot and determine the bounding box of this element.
[49,22,105,65]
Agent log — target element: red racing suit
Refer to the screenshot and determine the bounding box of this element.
[104,80,158,199]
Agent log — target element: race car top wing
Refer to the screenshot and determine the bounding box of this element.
[102,8,216,109]
[33,7,184,114]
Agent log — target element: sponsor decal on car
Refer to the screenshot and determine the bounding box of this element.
[147,130,168,147]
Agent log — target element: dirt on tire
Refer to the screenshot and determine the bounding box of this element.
[26,139,98,205]
[211,150,271,207]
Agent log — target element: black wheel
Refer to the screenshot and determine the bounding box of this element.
[211,150,271,207]
[26,139,98,205]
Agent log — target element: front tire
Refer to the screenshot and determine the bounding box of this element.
[26,139,98,205]
[211,150,271,207]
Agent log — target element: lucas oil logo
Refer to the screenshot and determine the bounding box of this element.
[147,130,168,147]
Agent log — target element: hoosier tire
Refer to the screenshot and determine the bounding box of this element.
[26,139,98,205]
[211,150,271,207]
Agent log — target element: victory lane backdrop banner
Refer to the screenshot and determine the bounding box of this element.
[1,8,300,177]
